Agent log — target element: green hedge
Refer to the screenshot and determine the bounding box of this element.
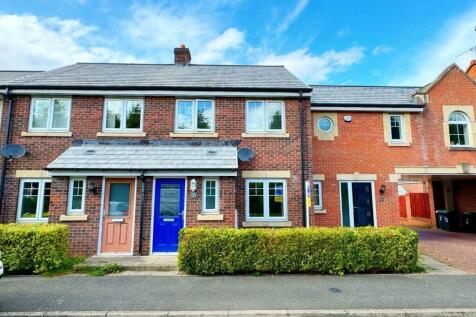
[178,227,418,275]
[0,224,70,274]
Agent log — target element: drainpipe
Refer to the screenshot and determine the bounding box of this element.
[299,89,307,227]
[0,87,13,215]
[138,171,146,256]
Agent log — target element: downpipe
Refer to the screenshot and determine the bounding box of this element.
[0,87,13,216]
[299,90,308,227]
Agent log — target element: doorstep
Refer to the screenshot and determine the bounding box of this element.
[83,255,178,272]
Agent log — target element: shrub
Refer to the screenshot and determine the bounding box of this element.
[0,224,70,274]
[178,227,418,275]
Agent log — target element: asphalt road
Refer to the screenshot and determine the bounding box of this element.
[1,273,475,312]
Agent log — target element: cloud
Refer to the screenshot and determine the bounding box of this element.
[392,4,476,85]
[276,0,309,33]
[0,14,140,70]
[259,47,365,83]
[337,28,350,37]
[122,3,246,64]
[372,45,393,56]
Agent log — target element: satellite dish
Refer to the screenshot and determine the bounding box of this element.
[1,144,27,159]
[237,148,255,162]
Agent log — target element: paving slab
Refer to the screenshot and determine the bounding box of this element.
[83,256,178,272]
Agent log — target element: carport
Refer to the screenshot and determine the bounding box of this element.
[396,165,476,231]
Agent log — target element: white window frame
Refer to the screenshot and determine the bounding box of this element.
[317,116,334,133]
[245,179,287,221]
[28,97,71,132]
[202,178,219,214]
[102,98,144,132]
[175,99,215,132]
[245,100,285,133]
[448,111,471,147]
[389,114,405,143]
[17,179,51,223]
[67,178,86,215]
[313,181,322,210]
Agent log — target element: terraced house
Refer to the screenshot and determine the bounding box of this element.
[0,46,314,255]
[0,45,475,256]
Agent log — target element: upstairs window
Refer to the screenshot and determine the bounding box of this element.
[449,111,470,146]
[103,99,143,132]
[29,98,71,131]
[389,114,404,142]
[175,100,214,132]
[17,179,51,222]
[246,101,284,133]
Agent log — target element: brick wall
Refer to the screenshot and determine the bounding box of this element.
[0,95,311,255]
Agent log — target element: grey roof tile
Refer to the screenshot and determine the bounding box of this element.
[311,85,423,106]
[47,144,238,170]
[9,63,310,91]
[0,71,42,86]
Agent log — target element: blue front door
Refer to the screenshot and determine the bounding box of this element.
[153,179,185,252]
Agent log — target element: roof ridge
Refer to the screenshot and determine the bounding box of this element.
[311,84,421,88]
[75,62,286,68]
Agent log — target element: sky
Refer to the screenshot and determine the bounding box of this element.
[0,0,475,86]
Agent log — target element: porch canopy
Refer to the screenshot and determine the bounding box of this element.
[47,140,238,177]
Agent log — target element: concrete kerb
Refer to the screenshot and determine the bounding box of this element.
[2,309,476,317]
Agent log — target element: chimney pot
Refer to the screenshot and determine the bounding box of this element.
[174,45,191,65]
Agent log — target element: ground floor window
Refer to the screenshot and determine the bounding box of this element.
[17,179,51,222]
[313,181,322,209]
[68,178,86,214]
[246,179,287,220]
[202,178,219,213]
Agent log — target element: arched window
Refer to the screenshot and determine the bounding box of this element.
[448,111,470,146]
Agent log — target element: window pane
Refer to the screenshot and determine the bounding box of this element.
[391,126,401,140]
[160,184,180,217]
[267,102,283,130]
[71,180,84,210]
[51,99,69,129]
[313,183,320,207]
[197,101,213,130]
[249,182,264,217]
[205,180,217,210]
[318,117,333,132]
[449,124,458,135]
[42,182,51,218]
[268,182,284,217]
[177,101,193,130]
[247,102,265,131]
[31,100,49,129]
[106,100,123,129]
[109,183,130,216]
[126,101,142,129]
[21,182,39,218]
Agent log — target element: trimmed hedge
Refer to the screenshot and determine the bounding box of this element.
[0,224,70,274]
[178,227,418,275]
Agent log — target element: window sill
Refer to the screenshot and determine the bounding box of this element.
[97,132,146,137]
[242,133,289,138]
[242,221,292,228]
[60,214,88,222]
[387,142,411,147]
[197,213,223,221]
[448,146,476,151]
[314,208,327,214]
[17,219,48,223]
[22,131,72,137]
[169,132,218,138]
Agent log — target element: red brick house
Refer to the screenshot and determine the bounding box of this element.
[1,45,475,256]
[310,61,476,229]
[0,46,314,255]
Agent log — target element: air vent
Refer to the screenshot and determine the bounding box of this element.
[85,149,96,154]
[207,150,217,156]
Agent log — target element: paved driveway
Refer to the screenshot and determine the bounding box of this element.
[417,228,476,273]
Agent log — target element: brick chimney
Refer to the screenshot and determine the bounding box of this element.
[466,60,476,80]
[174,44,191,65]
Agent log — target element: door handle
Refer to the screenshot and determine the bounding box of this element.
[163,218,174,222]
[112,218,124,223]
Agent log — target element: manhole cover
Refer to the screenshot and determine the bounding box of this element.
[329,287,342,293]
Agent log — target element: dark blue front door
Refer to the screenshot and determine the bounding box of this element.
[352,182,374,227]
[153,179,185,252]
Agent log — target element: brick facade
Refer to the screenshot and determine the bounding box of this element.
[0,94,312,255]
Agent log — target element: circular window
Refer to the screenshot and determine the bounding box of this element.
[317,117,333,133]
